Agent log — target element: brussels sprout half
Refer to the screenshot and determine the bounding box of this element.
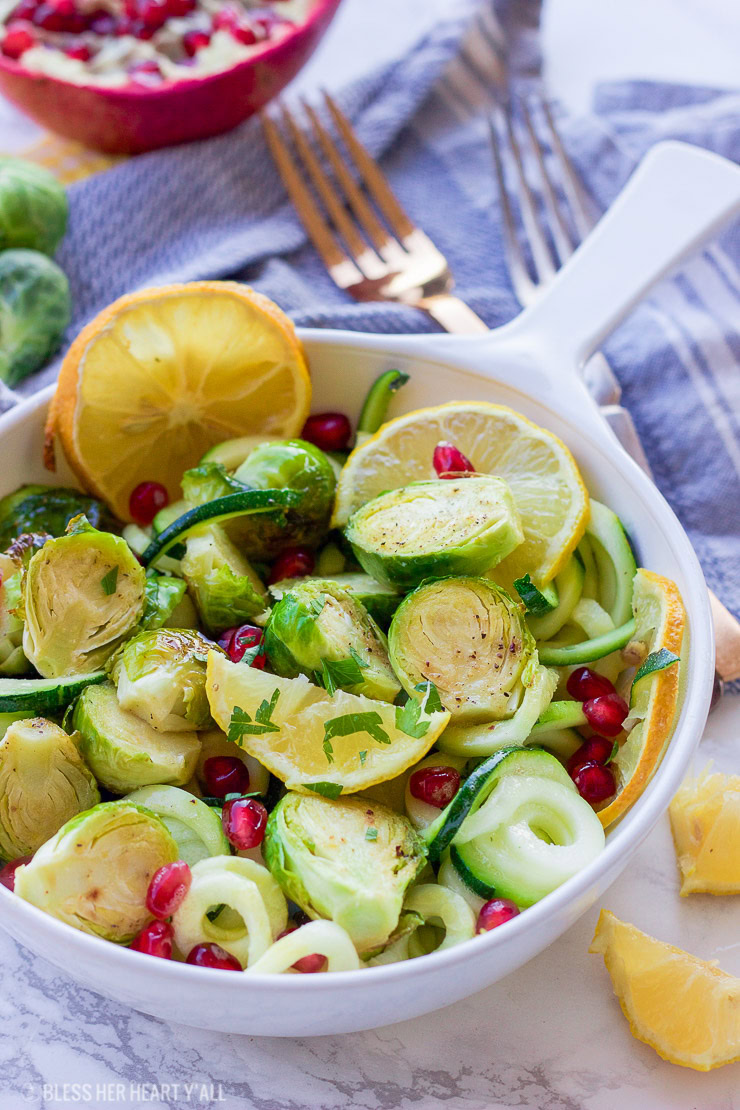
[0,158,68,255]
[22,519,146,678]
[109,628,216,732]
[345,477,524,591]
[73,683,200,793]
[0,553,30,676]
[0,485,112,550]
[265,580,400,703]
[0,250,71,387]
[263,792,427,955]
[0,717,99,860]
[140,573,187,631]
[269,572,400,629]
[14,800,178,943]
[182,525,270,634]
[388,576,536,724]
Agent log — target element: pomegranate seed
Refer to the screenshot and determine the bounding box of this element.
[138,0,168,26]
[476,898,520,933]
[572,760,616,805]
[130,920,174,958]
[88,11,115,31]
[165,0,194,14]
[182,28,210,55]
[301,412,352,452]
[131,19,155,38]
[229,21,257,44]
[0,856,32,891]
[2,24,34,56]
[566,666,615,702]
[202,755,250,798]
[433,441,475,477]
[222,797,268,850]
[186,942,241,970]
[64,41,91,59]
[129,480,168,525]
[32,0,78,30]
[10,0,37,20]
[566,735,615,777]
[146,861,191,920]
[408,766,460,809]
[268,547,314,585]
[128,58,161,79]
[583,692,629,737]
[217,623,265,667]
[277,926,327,973]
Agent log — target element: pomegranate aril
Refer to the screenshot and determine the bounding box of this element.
[146,860,191,920]
[301,412,352,452]
[566,666,615,702]
[186,942,241,970]
[166,0,195,14]
[130,920,174,958]
[65,41,91,59]
[10,0,37,20]
[572,760,616,805]
[408,766,460,809]
[1,24,34,56]
[182,28,210,54]
[138,0,168,27]
[583,692,628,737]
[128,58,161,78]
[217,623,265,666]
[129,480,168,525]
[433,441,474,477]
[268,547,314,585]
[566,735,615,777]
[476,898,519,933]
[202,755,250,798]
[277,926,327,973]
[0,855,32,892]
[222,797,268,850]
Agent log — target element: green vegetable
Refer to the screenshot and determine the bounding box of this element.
[199,435,277,471]
[526,556,584,641]
[584,501,637,627]
[537,618,636,666]
[0,554,29,676]
[22,518,146,677]
[181,524,270,633]
[388,576,536,724]
[345,477,523,591]
[109,628,216,732]
[263,792,426,954]
[0,485,112,550]
[140,574,187,631]
[270,571,400,628]
[632,647,680,689]
[0,716,99,860]
[124,785,229,865]
[514,574,558,615]
[0,250,71,386]
[181,462,247,506]
[265,579,400,703]
[73,683,201,793]
[357,370,409,439]
[14,800,178,942]
[0,670,106,714]
[0,158,68,255]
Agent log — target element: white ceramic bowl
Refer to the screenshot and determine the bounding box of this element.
[0,141,736,1036]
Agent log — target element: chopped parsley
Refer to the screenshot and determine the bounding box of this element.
[323,711,391,747]
[319,655,367,695]
[305,781,343,799]
[359,750,367,765]
[309,594,327,618]
[323,737,335,764]
[227,690,281,742]
[100,566,119,595]
[414,680,443,714]
[395,697,430,739]
[365,827,378,841]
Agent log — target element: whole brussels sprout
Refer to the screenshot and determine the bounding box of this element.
[0,552,30,676]
[388,576,537,724]
[0,717,99,860]
[265,580,400,703]
[109,628,217,732]
[73,682,201,793]
[0,485,113,550]
[22,517,146,677]
[0,158,68,255]
[345,476,523,591]
[264,792,426,955]
[0,250,71,386]
[14,800,178,943]
[181,524,270,634]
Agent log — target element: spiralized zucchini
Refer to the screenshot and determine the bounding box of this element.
[403,884,476,952]
[528,556,584,642]
[247,920,360,974]
[171,856,287,968]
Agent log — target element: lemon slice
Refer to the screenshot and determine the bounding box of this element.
[590,909,740,1070]
[45,282,311,521]
[669,766,740,895]
[598,568,686,828]
[333,402,588,585]
[205,651,450,794]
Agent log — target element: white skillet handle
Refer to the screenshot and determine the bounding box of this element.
[508,141,740,369]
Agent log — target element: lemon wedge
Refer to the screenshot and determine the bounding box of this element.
[669,765,740,895]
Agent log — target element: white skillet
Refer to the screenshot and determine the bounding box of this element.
[0,141,738,1036]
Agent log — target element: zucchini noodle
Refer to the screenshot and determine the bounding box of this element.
[437,853,486,914]
[438,663,557,757]
[528,556,584,642]
[403,884,476,951]
[246,921,360,974]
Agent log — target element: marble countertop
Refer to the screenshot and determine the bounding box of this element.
[1,1,739,1107]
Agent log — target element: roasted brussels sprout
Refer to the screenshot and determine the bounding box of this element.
[73,683,200,793]
[22,518,146,677]
[0,552,29,676]
[0,485,112,550]
[388,576,537,723]
[0,158,68,255]
[140,573,187,631]
[0,717,99,859]
[270,572,400,628]
[14,800,178,942]
[263,792,426,954]
[181,525,270,633]
[125,785,229,865]
[0,250,71,386]
[109,628,216,732]
[181,462,246,506]
[345,477,523,591]
[265,580,400,703]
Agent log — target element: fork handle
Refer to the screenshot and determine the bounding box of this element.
[709,591,740,683]
[415,294,490,335]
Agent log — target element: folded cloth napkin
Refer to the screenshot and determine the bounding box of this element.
[9,0,740,632]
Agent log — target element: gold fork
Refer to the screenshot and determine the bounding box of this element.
[263,91,488,335]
